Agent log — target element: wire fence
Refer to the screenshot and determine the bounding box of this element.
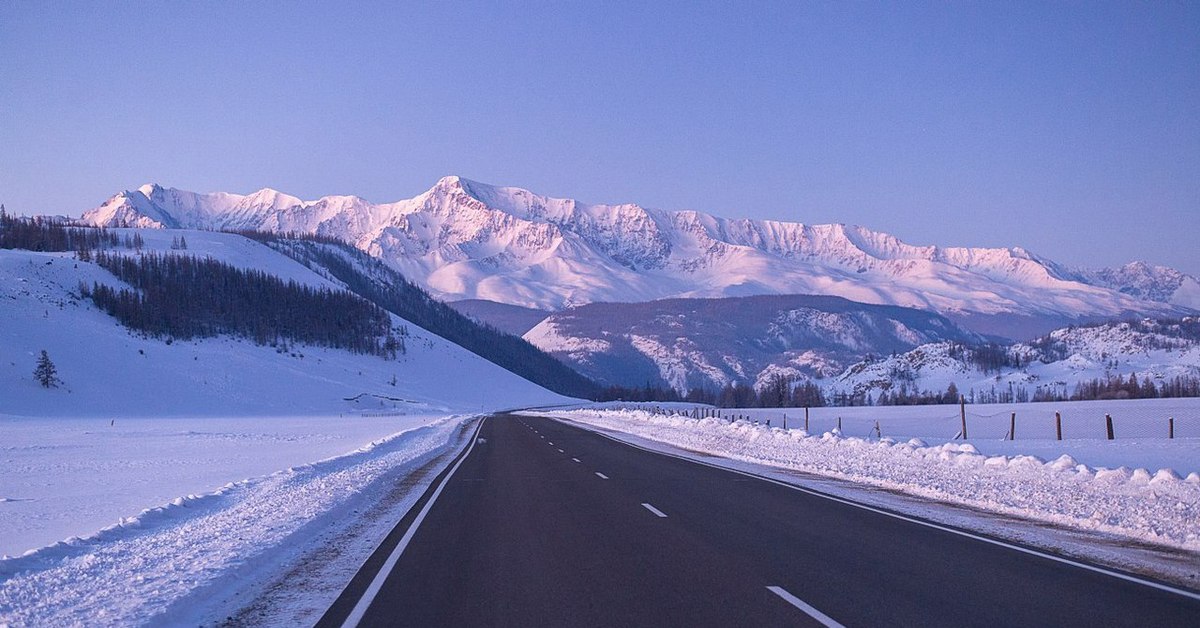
[605,399,1199,442]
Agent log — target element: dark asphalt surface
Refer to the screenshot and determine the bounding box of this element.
[318,414,1200,627]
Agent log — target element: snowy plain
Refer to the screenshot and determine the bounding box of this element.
[0,415,444,558]
[0,415,476,626]
[593,398,1200,474]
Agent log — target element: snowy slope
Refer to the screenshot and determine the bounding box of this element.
[0,229,569,418]
[79,177,1197,338]
[829,319,1200,402]
[523,294,980,391]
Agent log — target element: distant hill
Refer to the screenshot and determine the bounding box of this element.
[522,294,980,392]
[829,318,1200,404]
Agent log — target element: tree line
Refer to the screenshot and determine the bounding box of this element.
[0,210,121,252]
[84,251,404,358]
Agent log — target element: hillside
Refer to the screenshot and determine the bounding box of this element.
[522,294,980,392]
[78,177,1199,340]
[829,318,1200,404]
[0,228,570,417]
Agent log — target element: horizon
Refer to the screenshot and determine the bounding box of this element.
[2,2,1198,275]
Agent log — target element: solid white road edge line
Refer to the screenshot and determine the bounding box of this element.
[340,416,487,628]
[767,586,844,628]
[568,419,1200,603]
[642,503,668,518]
[595,472,609,479]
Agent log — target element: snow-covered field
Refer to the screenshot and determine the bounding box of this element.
[0,413,475,626]
[529,404,1200,558]
[594,398,1200,474]
[0,414,443,557]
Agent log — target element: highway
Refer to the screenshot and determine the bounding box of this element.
[318,414,1200,627]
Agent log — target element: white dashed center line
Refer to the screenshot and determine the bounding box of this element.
[572,458,581,463]
[641,503,668,518]
[595,472,609,479]
[766,586,844,627]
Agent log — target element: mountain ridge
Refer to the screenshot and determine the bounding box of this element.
[80,177,1200,339]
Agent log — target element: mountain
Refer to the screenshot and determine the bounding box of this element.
[521,294,980,392]
[1075,262,1200,309]
[80,177,1198,340]
[829,318,1200,403]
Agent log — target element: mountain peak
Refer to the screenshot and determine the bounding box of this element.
[435,175,464,189]
[242,187,303,210]
[136,183,163,197]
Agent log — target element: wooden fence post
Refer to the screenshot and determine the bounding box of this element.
[1010,412,1016,441]
[1055,412,1062,441]
[1169,417,1174,439]
[959,395,967,440]
[837,416,842,431]
[783,414,787,430]
[1105,414,1114,440]
[805,406,810,432]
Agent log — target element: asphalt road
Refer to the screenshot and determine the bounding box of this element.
[318,414,1200,627]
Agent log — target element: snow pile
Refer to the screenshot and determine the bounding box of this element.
[0,414,450,557]
[532,409,1200,551]
[0,415,469,625]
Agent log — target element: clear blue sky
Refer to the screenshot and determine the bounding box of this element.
[2,2,1197,274]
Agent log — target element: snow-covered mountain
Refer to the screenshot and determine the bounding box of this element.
[80,177,1199,339]
[829,318,1200,403]
[522,294,980,392]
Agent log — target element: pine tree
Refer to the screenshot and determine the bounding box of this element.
[34,350,60,388]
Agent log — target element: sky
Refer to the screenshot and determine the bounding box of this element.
[2,2,1198,275]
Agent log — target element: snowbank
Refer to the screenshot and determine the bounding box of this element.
[530,409,1200,551]
[0,415,472,625]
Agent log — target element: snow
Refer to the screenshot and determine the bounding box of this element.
[527,402,1200,555]
[0,231,569,418]
[0,414,474,626]
[0,414,442,557]
[831,331,1200,403]
[0,229,571,624]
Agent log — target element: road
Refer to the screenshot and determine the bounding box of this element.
[318,414,1200,627]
